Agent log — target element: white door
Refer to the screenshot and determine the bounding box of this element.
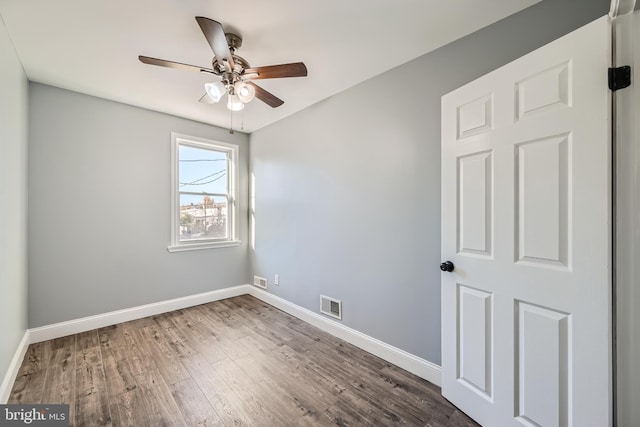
[441,16,611,427]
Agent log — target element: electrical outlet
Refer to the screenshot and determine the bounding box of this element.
[274,274,279,285]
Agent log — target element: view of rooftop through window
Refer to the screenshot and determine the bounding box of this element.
[178,144,228,241]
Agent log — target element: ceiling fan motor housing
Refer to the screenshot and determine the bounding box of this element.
[213,55,249,75]
[225,33,242,51]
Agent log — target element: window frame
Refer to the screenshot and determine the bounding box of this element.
[168,132,240,252]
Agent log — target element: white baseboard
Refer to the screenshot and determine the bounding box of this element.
[21,284,441,388]
[0,330,30,404]
[29,285,250,344]
[247,287,442,387]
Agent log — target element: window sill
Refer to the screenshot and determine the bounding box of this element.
[167,240,241,252]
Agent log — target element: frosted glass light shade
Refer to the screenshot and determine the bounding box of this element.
[204,81,226,103]
[235,82,256,103]
[227,93,245,111]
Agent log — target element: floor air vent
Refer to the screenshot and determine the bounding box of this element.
[320,295,342,320]
[253,275,267,289]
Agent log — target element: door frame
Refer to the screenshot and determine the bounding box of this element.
[611,2,639,426]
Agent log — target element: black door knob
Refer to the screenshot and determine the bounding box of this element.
[440,261,455,272]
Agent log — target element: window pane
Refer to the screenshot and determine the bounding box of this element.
[179,194,228,241]
[179,145,227,194]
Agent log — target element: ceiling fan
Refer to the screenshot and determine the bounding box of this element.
[139,16,307,111]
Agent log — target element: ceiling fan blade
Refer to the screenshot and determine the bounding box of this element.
[138,55,215,74]
[247,81,284,108]
[242,62,307,80]
[195,17,235,70]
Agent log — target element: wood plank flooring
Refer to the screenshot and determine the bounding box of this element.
[9,295,479,426]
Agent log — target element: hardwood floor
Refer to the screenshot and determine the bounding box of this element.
[9,295,479,426]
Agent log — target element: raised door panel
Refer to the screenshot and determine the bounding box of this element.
[458,152,493,257]
[457,95,493,139]
[516,61,572,121]
[515,302,570,427]
[457,284,493,400]
[515,134,570,269]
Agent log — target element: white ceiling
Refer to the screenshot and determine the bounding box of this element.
[0,0,539,133]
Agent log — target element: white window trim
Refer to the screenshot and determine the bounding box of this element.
[168,132,240,252]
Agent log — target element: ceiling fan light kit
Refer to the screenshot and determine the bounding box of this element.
[226,92,245,111]
[235,81,255,103]
[138,16,307,113]
[204,81,226,103]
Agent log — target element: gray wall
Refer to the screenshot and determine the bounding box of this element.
[249,0,610,365]
[28,83,250,327]
[0,16,28,394]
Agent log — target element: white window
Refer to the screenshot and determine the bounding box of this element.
[168,133,239,252]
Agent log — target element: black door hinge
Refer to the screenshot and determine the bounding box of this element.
[609,66,631,91]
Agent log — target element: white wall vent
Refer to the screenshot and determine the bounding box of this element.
[253,275,267,289]
[320,295,342,320]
